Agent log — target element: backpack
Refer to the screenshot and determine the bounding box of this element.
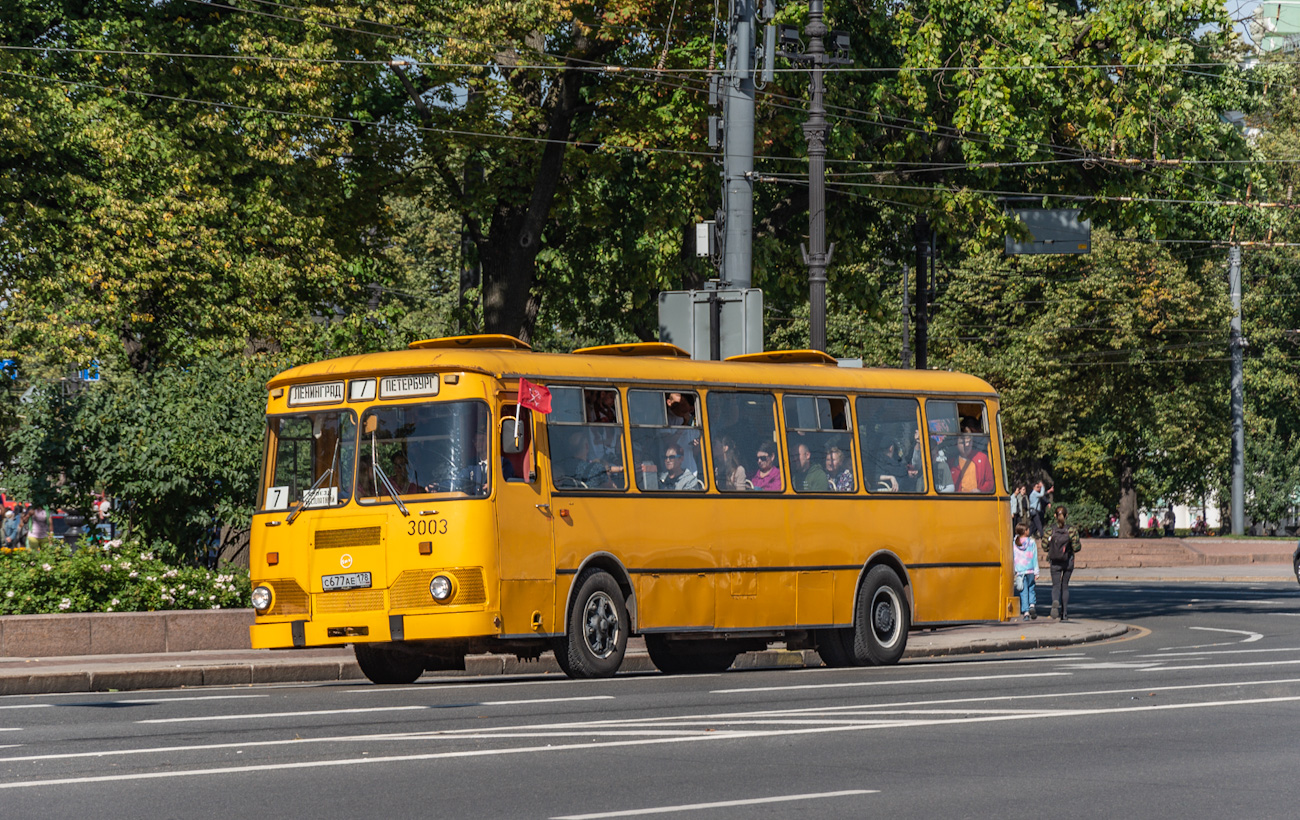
[1047,527,1072,562]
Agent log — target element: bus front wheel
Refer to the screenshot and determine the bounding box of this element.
[555,569,628,679]
[850,566,910,666]
[354,643,425,685]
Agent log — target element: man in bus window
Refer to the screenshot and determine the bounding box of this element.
[951,422,994,493]
[657,446,699,491]
[666,392,696,426]
[554,432,610,489]
[752,442,783,491]
[792,441,827,492]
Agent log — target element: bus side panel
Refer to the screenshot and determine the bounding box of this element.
[915,498,1006,622]
[637,573,715,629]
[709,497,796,630]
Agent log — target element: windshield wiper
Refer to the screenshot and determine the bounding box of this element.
[287,439,339,525]
[372,461,410,517]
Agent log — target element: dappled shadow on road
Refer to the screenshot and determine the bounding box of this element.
[1065,582,1300,622]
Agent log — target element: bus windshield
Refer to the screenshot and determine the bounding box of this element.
[358,400,490,501]
[262,411,357,511]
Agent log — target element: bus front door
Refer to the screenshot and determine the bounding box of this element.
[495,411,556,635]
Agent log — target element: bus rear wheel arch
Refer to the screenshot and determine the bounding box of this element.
[554,568,629,678]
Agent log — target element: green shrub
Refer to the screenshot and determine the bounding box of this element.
[0,538,250,615]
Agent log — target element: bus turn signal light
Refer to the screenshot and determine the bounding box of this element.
[419,541,432,555]
[267,552,279,565]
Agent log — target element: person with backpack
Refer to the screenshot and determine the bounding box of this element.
[1044,505,1082,621]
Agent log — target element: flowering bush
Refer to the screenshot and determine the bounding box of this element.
[0,538,250,615]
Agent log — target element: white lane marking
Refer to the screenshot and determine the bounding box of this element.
[1139,647,1300,659]
[484,696,614,706]
[1188,627,1263,643]
[711,671,1070,694]
[1058,662,1164,670]
[7,695,1300,789]
[10,676,1300,766]
[347,677,582,694]
[81,695,270,705]
[137,705,428,724]
[1146,659,1300,672]
[0,705,51,711]
[0,728,21,733]
[550,789,877,819]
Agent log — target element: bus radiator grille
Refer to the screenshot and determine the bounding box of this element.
[314,588,385,614]
[389,568,487,610]
[450,568,486,605]
[264,579,309,616]
[314,526,382,550]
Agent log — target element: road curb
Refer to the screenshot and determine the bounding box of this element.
[0,623,1130,696]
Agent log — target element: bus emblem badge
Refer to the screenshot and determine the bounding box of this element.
[340,554,353,569]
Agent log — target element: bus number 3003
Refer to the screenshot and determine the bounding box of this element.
[409,518,448,536]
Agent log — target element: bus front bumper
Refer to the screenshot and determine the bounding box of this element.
[250,609,500,649]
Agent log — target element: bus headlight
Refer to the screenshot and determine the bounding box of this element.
[251,585,273,612]
[429,575,453,602]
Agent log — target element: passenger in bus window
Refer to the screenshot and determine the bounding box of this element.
[929,419,956,493]
[554,432,611,489]
[907,427,926,492]
[666,392,696,426]
[657,446,700,491]
[586,390,618,424]
[791,441,828,492]
[951,422,994,493]
[388,451,422,494]
[751,442,783,491]
[714,436,747,491]
[826,440,854,492]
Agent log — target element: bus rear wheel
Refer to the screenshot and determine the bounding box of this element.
[555,569,628,679]
[645,636,739,674]
[850,566,910,665]
[354,643,425,685]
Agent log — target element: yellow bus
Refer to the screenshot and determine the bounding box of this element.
[249,335,1013,682]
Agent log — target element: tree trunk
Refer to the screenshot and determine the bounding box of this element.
[1117,457,1139,538]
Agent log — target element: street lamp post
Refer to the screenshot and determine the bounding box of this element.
[781,5,851,352]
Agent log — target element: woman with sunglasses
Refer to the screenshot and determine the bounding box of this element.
[751,442,783,492]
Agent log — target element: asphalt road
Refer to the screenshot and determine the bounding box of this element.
[3,579,1300,820]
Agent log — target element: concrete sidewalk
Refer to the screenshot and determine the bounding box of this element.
[0,619,1130,697]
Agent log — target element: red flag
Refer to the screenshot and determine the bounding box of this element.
[518,377,552,414]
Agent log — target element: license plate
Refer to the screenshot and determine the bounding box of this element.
[321,572,372,592]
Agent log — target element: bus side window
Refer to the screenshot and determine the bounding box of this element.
[782,395,854,493]
[856,397,925,494]
[706,392,780,492]
[629,389,704,492]
[547,386,627,491]
[926,400,993,494]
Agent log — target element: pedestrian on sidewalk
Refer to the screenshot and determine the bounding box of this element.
[1045,506,1080,621]
[22,505,52,550]
[1029,481,1046,537]
[1013,523,1038,620]
[2,509,19,549]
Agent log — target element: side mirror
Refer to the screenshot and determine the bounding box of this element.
[501,420,526,454]
[363,415,378,435]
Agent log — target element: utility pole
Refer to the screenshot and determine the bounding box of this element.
[1229,244,1245,535]
[721,0,758,289]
